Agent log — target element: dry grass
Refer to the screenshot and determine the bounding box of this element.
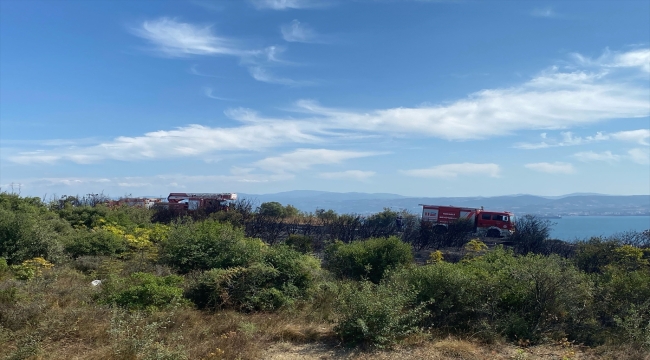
[1,265,647,360]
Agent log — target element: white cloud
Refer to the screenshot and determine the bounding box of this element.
[118,182,151,187]
[8,122,323,164]
[628,148,650,164]
[288,56,649,140]
[531,7,556,18]
[525,162,575,174]
[516,129,650,149]
[9,48,650,165]
[319,170,375,180]
[573,48,650,73]
[254,149,379,172]
[132,18,313,86]
[248,66,314,86]
[613,49,650,73]
[250,0,326,10]
[281,20,323,43]
[573,151,620,163]
[403,163,500,178]
[515,131,609,149]
[203,88,235,101]
[611,129,650,146]
[6,173,294,194]
[132,17,249,57]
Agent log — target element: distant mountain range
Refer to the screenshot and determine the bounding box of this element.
[238,191,650,216]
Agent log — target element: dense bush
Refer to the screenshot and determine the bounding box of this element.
[160,220,265,273]
[324,236,413,283]
[284,234,314,254]
[395,248,595,343]
[102,272,188,310]
[185,245,320,312]
[333,279,428,347]
[0,205,68,265]
[64,229,129,258]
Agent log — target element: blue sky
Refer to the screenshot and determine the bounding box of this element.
[1,0,649,198]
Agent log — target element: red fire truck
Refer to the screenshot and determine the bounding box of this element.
[420,204,515,238]
[157,193,237,211]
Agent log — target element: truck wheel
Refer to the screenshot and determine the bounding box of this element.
[487,229,500,238]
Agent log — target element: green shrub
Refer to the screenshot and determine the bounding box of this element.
[394,260,485,332]
[55,204,109,229]
[160,220,265,273]
[474,249,594,342]
[333,279,428,347]
[102,272,188,310]
[395,248,595,343]
[185,246,320,312]
[185,264,285,311]
[614,300,650,348]
[262,245,319,292]
[595,266,650,336]
[0,208,66,265]
[324,236,413,283]
[284,234,313,254]
[64,229,129,258]
[573,237,620,273]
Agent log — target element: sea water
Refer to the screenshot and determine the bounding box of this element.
[547,216,650,241]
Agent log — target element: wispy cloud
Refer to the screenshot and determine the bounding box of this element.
[254,149,379,172]
[131,17,250,57]
[573,48,650,73]
[250,0,328,10]
[531,7,557,18]
[281,19,328,43]
[248,66,314,86]
[525,162,575,174]
[319,170,376,180]
[515,131,609,149]
[189,65,222,78]
[8,122,323,164]
[132,18,312,86]
[515,129,650,149]
[203,87,235,101]
[611,129,650,146]
[9,48,649,165]
[403,163,500,178]
[5,173,293,193]
[628,148,650,164]
[573,151,620,163]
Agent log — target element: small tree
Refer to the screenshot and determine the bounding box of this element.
[512,215,552,255]
[258,202,285,218]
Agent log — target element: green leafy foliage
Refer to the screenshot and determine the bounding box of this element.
[573,237,621,273]
[160,220,265,273]
[395,248,594,343]
[64,229,129,258]
[324,236,413,283]
[0,194,69,264]
[185,245,320,312]
[257,202,285,217]
[102,272,188,310]
[333,279,428,347]
[284,234,314,254]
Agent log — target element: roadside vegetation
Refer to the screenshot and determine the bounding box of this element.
[1,192,649,359]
